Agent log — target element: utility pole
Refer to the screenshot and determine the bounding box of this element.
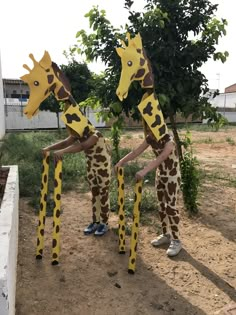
[216,73,220,92]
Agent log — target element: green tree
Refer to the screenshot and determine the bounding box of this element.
[75,0,228,160]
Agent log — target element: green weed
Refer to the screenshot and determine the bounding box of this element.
[125,134,133,139]
[180,131,200,214]
[1,132,89,211]
[203,137,213,144]
[226,137,235,145]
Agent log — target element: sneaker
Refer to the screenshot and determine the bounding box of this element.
[166,240,182,257]
[94,223,109,236]
[84,222,98,235]
[151,234,171,247]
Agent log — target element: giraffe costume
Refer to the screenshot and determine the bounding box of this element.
[145,131,181,240]
[21,51,111,264]
[115,33,181,272]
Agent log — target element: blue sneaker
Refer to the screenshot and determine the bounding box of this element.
[84,222,98,235]
[94,223,109,236]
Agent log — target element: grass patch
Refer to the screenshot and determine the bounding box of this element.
[226,137,235,145]
[193,138,224,144]
[203,137,213,144]
[124,134,133,140]
[110,181,158,225]
[177,123,213,132]
[199,168,236,188]
[1,132,88,212]
[140,151,154,160]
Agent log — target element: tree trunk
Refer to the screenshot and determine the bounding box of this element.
[56,112,61,133]
[168,113,183,162]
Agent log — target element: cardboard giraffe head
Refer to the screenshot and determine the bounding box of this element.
[20,51,72,119]
[21,51,95,137]
[116,33,168,141]
[116,32,154,101]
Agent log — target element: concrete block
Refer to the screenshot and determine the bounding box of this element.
[0,166,19,315]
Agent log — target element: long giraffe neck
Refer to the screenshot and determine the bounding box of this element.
[135,48,154,90]
[50,62,73,103]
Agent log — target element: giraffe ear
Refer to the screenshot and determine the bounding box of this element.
[39,51,52,70]
[132,33,143,50]
[20,74,29,83]
[116,47,124,58]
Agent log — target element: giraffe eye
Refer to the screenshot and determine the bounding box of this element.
[34,81,39,86]
[127,61,133,67]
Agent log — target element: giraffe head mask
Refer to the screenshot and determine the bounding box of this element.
[116,33,168,141]
[116,33,153,101]
[20,51,71,119]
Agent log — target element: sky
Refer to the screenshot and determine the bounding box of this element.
[0,0,235,93]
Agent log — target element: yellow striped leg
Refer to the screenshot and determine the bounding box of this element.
[128,180,143,274]
[51,159,62,265]
[117,167,125,254]
[36,152,50,259]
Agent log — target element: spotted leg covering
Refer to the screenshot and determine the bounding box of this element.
[36,152,50,259]
[117,167,126,254]
[86,133,111,225]
[52,159,62,265]
[128,180,143,274]
[87,172,110,224]
[156,174,180,240]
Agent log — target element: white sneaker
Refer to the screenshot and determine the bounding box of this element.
[151,234,171,247]
[166,240,182,257]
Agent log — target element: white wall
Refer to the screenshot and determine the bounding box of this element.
[0,166,19,315]
[208,92,236,123]
[5,110,65,130]
[5,105,105,130]
[0,54,5,138]
[209,92,236,109]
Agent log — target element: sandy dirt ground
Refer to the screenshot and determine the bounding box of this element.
[15,128,236,315]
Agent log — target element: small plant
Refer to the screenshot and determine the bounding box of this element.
[125,134,133,140]
[110,178,119,212]
[207,113,228,131]
[226,137,235,145]
[204,137,213,144]
[112,147,131,166]
[110,117,123,165]
[141,189,158,213]
[180,131,200,214]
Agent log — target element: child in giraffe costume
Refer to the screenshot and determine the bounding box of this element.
[21,51,111,237]
[115,33,182,256]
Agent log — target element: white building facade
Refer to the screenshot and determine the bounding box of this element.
[3,78,105,130]
[208,91,236,122]
[0,55,5,139]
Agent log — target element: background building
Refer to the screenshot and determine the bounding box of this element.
[3,79,29,101]
[208,85,236,122]
[0,55,5,139]
[3,77,236,129]
[225,83,236,93]
[3,78,106,130]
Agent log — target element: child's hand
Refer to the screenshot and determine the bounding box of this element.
[54,150,63,162]
[114,162,123,174]
[42,148,50,157]
[135,170,146,181]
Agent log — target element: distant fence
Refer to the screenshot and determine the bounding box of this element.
[4,104,105,130]
[5,103,236,130]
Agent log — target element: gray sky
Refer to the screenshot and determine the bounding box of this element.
[0,0,234,92]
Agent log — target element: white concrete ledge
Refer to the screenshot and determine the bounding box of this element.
[0,166,19,315]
